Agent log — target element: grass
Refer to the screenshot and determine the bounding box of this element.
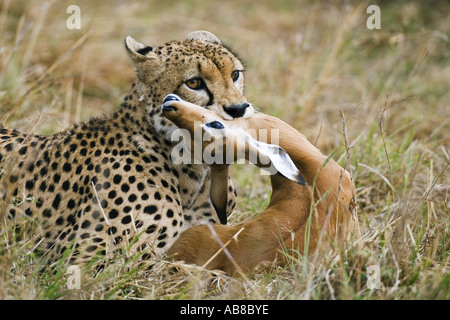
[0,0,449,299]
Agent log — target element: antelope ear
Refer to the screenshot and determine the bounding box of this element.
[124,36,155,62]
[185,30,222,45]
[250,139,306,185]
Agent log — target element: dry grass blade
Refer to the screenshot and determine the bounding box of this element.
[201,226,245,270]
[10,30,92,116]
[358,163,396,195]
[203,223,261,298]
[91,181,110,226]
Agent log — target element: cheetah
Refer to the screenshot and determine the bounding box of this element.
[0,31,254,265]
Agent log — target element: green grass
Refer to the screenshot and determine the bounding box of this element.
[0,0,449,299]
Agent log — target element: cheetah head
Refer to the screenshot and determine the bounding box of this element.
[124,31,254,136]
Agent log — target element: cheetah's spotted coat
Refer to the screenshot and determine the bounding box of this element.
[0,31,253,264]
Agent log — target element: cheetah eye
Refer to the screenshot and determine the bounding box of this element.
[205,121,225,129]
[231,70,242,82]
[185,78,204,90]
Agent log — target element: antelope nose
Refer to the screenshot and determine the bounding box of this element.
[162,94,181,112]
[163,94,181,104]
[223,103,250,118]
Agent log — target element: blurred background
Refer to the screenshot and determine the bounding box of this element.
[0,0,449,299]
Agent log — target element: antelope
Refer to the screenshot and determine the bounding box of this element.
[161,94,358,275]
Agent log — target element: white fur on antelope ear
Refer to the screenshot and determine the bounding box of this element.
[250,139,306,185]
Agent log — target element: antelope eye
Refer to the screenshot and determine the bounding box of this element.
[231,70,240,82]
[205,121,225,129]
[185,78,203,90]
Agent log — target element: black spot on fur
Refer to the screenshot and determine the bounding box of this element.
[137,46,153,55]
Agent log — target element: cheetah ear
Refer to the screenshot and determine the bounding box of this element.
[185,30,222,45]
[124,36,155,62]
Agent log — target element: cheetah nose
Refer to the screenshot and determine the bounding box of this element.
[162,94,181,111]
[223,103,250,118]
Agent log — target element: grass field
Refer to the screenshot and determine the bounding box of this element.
[0,0,448,299]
